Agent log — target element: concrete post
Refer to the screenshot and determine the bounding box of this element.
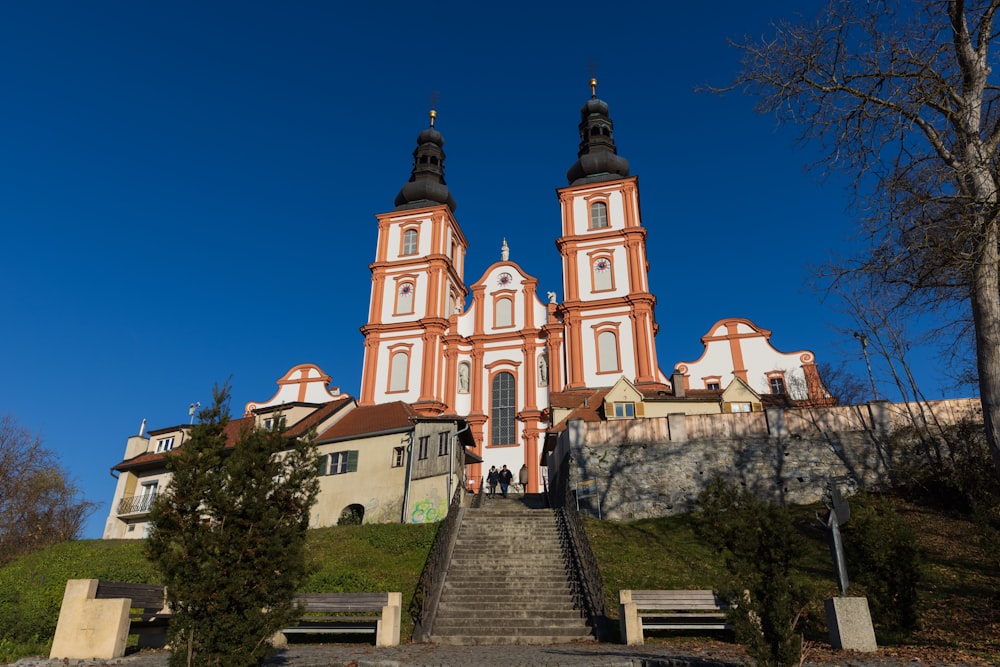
[617,589,644,645]
[666,413,687,443]
[765,407,787,438]
[376,592,403,647]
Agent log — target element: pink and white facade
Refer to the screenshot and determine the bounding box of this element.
[675,317,833,406]
[357,82,671,493]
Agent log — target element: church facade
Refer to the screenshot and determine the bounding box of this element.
[357,80,674,494]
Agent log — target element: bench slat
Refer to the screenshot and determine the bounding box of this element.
[95,582,166,611]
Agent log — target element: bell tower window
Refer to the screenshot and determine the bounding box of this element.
[589,201,609,229]
[401,228,418,255]
[597,330,620,373]
[389,350,410,392]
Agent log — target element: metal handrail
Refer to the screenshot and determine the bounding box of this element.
[553,454,609,640]
[117,493,156,515]
[410,483,465,642]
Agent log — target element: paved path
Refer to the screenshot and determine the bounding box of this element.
[11,642,744,667]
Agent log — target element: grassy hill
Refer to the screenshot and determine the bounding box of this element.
[1,495,996,664]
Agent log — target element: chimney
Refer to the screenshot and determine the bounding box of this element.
[672,370,686,398]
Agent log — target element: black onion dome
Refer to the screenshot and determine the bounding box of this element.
[394,111,457,212]
[566,78,630,186]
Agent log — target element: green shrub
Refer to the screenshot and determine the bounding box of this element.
[843,491,922,640]
[695,478,810,667]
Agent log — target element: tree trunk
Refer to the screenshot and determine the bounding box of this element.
[971,220,1000,478]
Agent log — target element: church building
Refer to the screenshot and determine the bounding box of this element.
[357,79,673,495]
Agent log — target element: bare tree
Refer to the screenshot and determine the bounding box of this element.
[727,0,1000,478]
[0,414,96,565]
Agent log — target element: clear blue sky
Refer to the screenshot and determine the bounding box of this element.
[0,1,969,539]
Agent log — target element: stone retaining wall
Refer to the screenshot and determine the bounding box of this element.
[550,398,982,520]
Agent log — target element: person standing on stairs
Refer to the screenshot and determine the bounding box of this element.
[487,466,499,498]
[518,464,529,496]
[498,465,513,498]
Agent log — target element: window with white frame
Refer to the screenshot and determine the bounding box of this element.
[318,450,359,475]
[597,330,620,373]
[769,376,786,394]
[155,437,175,453]
[402,228,418,255]
[392,446,405,468]
[263,416,285,431]
[730,402,752,413]
[589,201,609,229]
[613,402,635,419]
[389,351,409,392]
[495,297,513,327]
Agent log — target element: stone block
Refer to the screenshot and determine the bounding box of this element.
[49,579,132,659]
[824,596,877,652]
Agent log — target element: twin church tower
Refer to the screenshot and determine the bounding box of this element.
[358,80,668,491]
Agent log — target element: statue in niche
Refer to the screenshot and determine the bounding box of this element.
[458,363,470,394]
[538,354,548,387]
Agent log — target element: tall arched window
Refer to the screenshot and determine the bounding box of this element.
[396,282,414,314]
[593,256,613,291]
[597,330,620,373]
[495,297,513,327]
[490,372,516,445]
[589,201,609,229]
[389,351,409,392]
[402,229,418,255]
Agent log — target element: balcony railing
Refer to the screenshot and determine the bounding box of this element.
[117,493,156,516]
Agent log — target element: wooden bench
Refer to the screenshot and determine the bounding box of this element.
[50,579,169,659]
[277,592,402,647]
[618,589,733,645]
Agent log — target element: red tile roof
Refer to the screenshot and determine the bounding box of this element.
[282,396,353,437]
[113,416,254,472]
[315,401,418,442]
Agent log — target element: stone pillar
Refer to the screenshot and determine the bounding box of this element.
[868,400,891,435]
[667,413,687,442]
[765,407,788,438]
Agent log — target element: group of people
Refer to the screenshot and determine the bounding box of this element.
[486,463,529,498]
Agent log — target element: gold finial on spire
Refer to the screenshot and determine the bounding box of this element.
[590,77,598,98]
[429,89,440,127]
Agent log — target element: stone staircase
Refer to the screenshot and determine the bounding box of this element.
[429,496,594,645]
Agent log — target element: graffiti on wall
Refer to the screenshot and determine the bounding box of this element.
[410,497,446,523]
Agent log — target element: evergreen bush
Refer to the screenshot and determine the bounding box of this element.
[842,491,922,640]
[147,385,319,667]
[694,477,810,667]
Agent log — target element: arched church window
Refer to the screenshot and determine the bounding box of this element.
[589,202,608,229]
[495,297,513,327]
[402,229,418,255]
[490,371,516,446]
[396,282,414,315]
[389,351,409,392]
[597,330,620,373]
[593,256,613,291]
